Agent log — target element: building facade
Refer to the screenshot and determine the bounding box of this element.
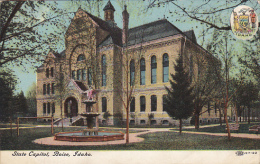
[36,1,224,126]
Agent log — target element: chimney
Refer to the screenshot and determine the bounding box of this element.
[122,5,129,46]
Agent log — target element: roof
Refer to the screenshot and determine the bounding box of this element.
[127,19,196,46]
[103,0,115,11]
[85,11,122,47]
[75,81,88,91]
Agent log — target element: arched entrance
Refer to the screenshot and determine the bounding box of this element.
[64,97,78,117]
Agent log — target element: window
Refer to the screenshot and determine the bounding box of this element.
[140,96,146,112]
[88,67,92,85]
[102,55,106,86]
[43,103,46,114]
[47,84,50,94]
[72,70,76,80]
[162,120,169,125]
[163,53,169,82]
[140,120,146,124]
[52,83,55,94]
[82,69,87,81]
[52,103,55,114]
[151,95,157,112]
[140,58,145,85]
[130,97,135,112]
[77,54,85,61]
[51,67,54,77]
[130,60,135,86]
[151,56,157,84]
[102,97,107,112]
[77,69,82,80]
[163,95,167,111]
[151,120,156,125]
[43,84,46,95]
[130,120,135,125]
[46,68,49,78]
[47,102,50,114]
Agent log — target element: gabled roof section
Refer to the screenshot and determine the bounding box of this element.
[83,11,122,46]
[127,19,197,46]
[75,81,88,91]
[184,30,197,43]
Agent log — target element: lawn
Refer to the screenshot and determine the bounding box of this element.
[1,126,259,150]
[182,123,260,134]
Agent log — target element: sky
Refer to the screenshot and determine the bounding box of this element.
[5,0,259,95]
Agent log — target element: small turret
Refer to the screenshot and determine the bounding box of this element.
[122,5,129,46]
[103,0,115,22]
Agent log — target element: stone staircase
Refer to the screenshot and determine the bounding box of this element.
[54,115,84,126]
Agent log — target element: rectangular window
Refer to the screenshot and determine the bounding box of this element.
[130,97,135,112]
[163,67,169,82]
[140,96,145,112]
[52,83,55,94]
[47,103,50,114]
[52,103,55,114]
[47,84,50,95]
[151,68,156,84]
[151,95,157,112]
[43,84,46,95]
[43,103,46,114]
[102,97,107,112]
[82,69,87,81]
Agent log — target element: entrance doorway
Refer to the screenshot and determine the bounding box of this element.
[64,97,78,117]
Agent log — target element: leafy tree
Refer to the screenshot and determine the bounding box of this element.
[165,54,194,134]
[0,69,17,121]
[16,91,28,114]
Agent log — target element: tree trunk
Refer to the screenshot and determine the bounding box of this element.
[126,106,129,144]
[60,100,63,132]
[194,112,199,129]
[248,104,250,124]
[224,104,231,141]
[219,108,222,126]
[179,119,182,134]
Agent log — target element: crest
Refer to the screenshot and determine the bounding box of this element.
[230,5,258,40]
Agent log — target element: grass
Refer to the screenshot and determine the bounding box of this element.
[182,123,259,134]
[1,126,259,150]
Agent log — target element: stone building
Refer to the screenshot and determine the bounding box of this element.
[36,1,223,126]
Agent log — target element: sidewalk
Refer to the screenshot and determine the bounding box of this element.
[33,127,259,146]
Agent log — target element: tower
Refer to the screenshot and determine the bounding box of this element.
[103,0,115,22]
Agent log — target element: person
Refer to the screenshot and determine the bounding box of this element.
[233,12,239,31]
[250,10,256,28]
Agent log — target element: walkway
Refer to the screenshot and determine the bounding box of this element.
[33,127,259,146]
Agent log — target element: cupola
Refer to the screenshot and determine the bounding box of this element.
[103,0,115,22]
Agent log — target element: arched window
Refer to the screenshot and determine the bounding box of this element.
[77,69,82,80]
[130,97,135,112]
[88,67,92,85]
[43,84,46,95]
[140,58,145,85]
[151,95,157,112]
[77,54,85,61]
[51,67,54,77]
[82,69,87,81]
[72,70,76,80]
[47,84,50,95]
[52,83,55,94]
[130,60,135,86]
[102,55,106,86]
[46,68,49,78]
[163,95,167,111]
[163,53,169,82]
[140,96,146,112]
[151,56,157,84]
[102,97,107,112]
